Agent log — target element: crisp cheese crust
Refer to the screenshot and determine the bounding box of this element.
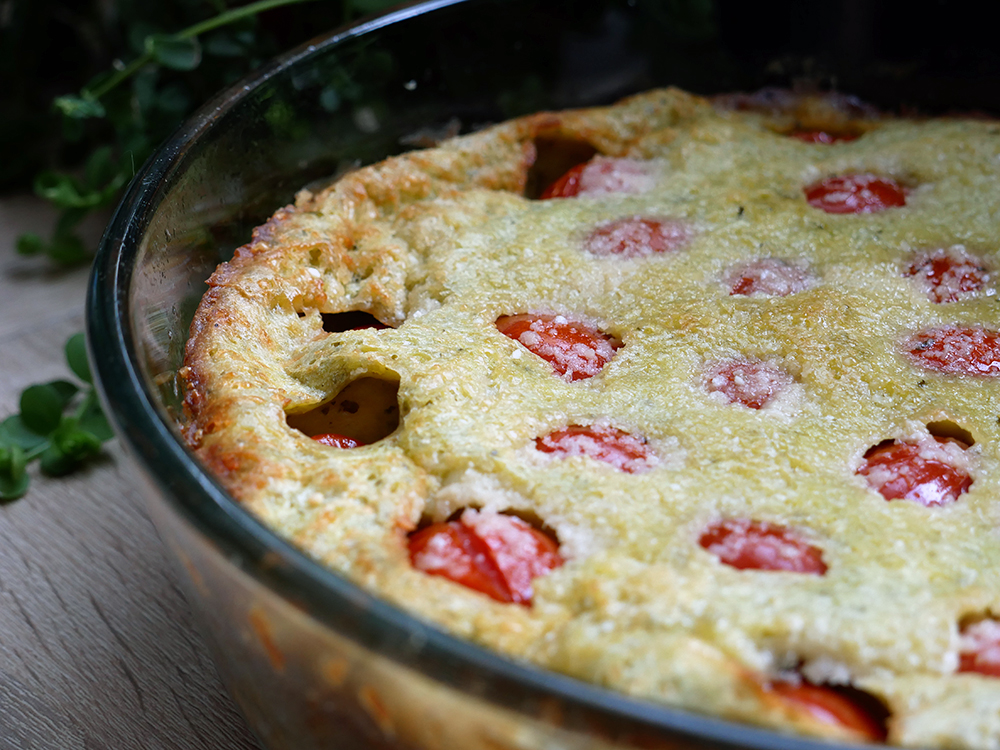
[182,88,1000,747]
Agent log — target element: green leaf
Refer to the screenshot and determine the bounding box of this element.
[132,68,160,118]
[128,22,159,55]
[60,113,86,142]
[0,473,30,500]
[0,445,30,501]
[56,424,103,459]
[65,333,92,384]
[55,207,88,234]
[153,83,192,116]
[45,232,91,265]
[34,171,89,209]
[146,34,203,71]
[83,69,119,97]
[49,380,80,403]
[16,232,44,256]
[34,169,125,212]
[39,444,77,477]
[205,31,246,57]
[78,398,115,443]
[1,415,48,451]
[41,423,102,476]
[20,381,79,434]
[84,146,119,190]
[53,95,107,120]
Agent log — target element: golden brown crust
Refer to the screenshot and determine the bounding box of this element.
[182,88,1000,747]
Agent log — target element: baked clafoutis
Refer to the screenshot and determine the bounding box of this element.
[182,88,1000,747]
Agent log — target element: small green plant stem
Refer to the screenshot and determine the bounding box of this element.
[86,0,321,101]
[20,443,48,463]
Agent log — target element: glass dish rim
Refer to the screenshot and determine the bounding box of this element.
[87,2,881,747]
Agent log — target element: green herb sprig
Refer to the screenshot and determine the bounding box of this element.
[14,0,395,267]
[0,334,114,501]
[3,0,401,499]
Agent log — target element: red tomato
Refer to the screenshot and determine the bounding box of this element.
[790,130,858,144]
[540,157,652,199]
[804,174,906,214]
[312,433,364,448]
[496,313,620,381]
[540,163,586,199]
[703,358,792,409]
[959,619,1000,677]
[903,325,1000,377]
[768,682,887,742]
[904,247,988,303]
[535,425,656,474]
[699,518,827,574]
[408,521,512,602]
[584,217,691,258]
[408,512,562,604]
[857,437,971,506]
[725,258,811,297]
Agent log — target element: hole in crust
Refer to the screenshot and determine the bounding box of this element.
[525,137,598,199]
[422,507,556,538]
[286,376,400,446]
[320,311,390,333]
[499,508,560,539]
[787,128,861,143]
[926,420,975,447]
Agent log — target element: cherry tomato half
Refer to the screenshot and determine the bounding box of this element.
[703,358,793,410]
[540,163,587,199]
[904,247,988,303]
[408,512,562,604]
[535,425,656,474]
[959,619,1000,677]
[699,518,827,574]
[312,433,364,448]
[903,325,1000,377]
[540,157,652,199]
[804,173,906,214]
[584,217,691,259]
[725,258,812,297]
[857,437,971,506]
[497,313,620,381]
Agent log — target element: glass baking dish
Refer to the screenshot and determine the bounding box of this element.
[87,1,1000,747]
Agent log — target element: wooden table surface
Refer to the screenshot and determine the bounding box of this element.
[0,195,263,750]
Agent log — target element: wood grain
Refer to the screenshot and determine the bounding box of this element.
[0,196,262,750]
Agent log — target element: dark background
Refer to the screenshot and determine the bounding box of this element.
[2,0,997,194]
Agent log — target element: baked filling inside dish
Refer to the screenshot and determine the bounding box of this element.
[182,87,1000,747]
